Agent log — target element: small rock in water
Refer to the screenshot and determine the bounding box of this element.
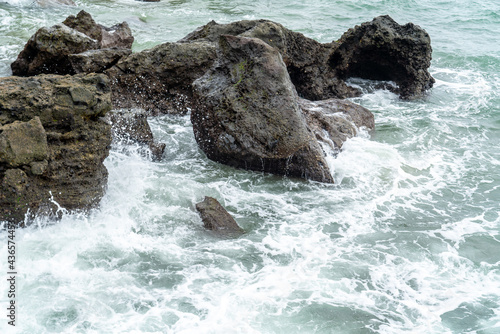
[195,196,244,237]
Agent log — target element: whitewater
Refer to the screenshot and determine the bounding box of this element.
[1,0,500,333]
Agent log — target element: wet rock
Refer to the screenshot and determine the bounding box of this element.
[106,41,217,114]
[11,24,99,76]
[192,35,334,183]
[107,110,165,161]
[299,98,374,151]
[68,48,132,74]
[0,73,112,225]
[330,15,434,99]
[11,11,133,77]
[195,196,244,237]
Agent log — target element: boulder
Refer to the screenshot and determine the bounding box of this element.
[192,35,334,183]
[107,110,165,161]
[330,15,434,99]
[0,74,112,225]
[11,11,133,77]
[195,196,244,237]
[106,41,217,114]
[299,98,375,151]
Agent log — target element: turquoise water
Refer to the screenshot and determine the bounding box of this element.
[1,0,500,333]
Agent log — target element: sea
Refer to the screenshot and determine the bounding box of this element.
[1,0,499,333]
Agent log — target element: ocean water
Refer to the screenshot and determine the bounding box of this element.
[1,0,500,333]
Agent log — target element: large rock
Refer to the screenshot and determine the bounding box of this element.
[0,74,112,225]
[11,11,133,76]
[106,41,217,114]
[195,196,244,237]
[330,15,434,99]
[192,35,334,183]
[68,48,132,74]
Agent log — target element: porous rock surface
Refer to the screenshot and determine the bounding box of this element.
[0,73,112,225]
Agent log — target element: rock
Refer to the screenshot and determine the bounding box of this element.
[106,41,217,114]
[68,48,132,74]
[100,22,134,49]
[330,15,434,99]
[195,196,244,237]
[107,110,165,161]
[299,98,374,151]
[192,35,334,183]
[11,11,133,77]
[0,73,112,225]
[11,24,99,76]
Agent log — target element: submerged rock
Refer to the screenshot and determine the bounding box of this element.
[195,196,244,237]
[11,10,133,77]
[330,15,434,99]
[192,35,334,183]
[0,73,112,225]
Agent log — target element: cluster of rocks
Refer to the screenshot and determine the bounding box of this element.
[1,11,434,229]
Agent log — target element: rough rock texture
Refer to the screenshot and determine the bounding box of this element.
[299,98,375,151]
[195,196,244,237]
[68,48,132,74]
[106,41,217,114]
[180,19,358,100]
[0,73,112,225]
[192,35,334,183]
[107,110,165,161]
[11,11,133,76]
[330,15,434,99]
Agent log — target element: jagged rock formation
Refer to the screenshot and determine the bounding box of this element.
[192,35,334,183]
[196,196,244,237]
[329,15,435,99]
[0,74,112,225]
[11,10,133,76]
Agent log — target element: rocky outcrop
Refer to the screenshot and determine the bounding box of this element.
[68,48,132,74]
[192,35,334,183]
[0,74,111,225]
[195,196,244,237]
[106,41,217,114]
[11,10,133,76]
[299,98,375,151]
[330,15,434,99]
[107,110,165,161]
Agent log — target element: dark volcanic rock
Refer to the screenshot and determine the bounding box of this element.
[108,110,165,161]
[192,35,334,183]
[11,11,133,77]
[195,196,244,237]
[180,19,358,100]
[0,73,112,225]
[106,41,217,114]
[330,15,434,99]
[299,98,375,151]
